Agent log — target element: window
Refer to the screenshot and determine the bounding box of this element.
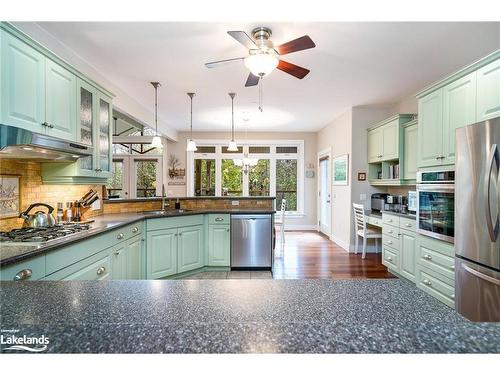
[135,160,159,197]
[187,141,304,213]
[107,160,125,198]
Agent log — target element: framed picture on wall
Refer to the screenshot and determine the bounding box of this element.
[0,175,20,218]
[357,172,366,181]
[332,154,349,185]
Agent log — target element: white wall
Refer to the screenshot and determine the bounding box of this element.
[166,131,318,230]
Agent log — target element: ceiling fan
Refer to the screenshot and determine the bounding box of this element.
[205,27,316,87]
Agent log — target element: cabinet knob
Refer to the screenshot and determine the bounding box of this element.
[96,266,106,275]
[117,233,124,240]
[47,123,54,128]
[422,279,432,286]
[423,254,432,261]
[388,229,393,233]
[132,227,139,233]
[450,264,455,271]
[386,240,393,245]
[41,122,49,127]
[13,269,32,281]
[386,256,393,262]
[451,294,455,300]
[226,229,230,232]
[405,223,412,227]
[215,217,224,222]
[387,219,392,222]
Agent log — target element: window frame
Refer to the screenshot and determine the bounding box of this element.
[187,139,304,214]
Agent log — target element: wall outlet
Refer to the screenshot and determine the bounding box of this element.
[231,200,240,206]
[91,198,101,210]
[360,194,367,201]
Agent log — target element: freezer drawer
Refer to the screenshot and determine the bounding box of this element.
[456,257,500,322]
[231,214,272,268]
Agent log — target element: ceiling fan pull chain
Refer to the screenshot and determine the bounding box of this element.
[259,76,263,112]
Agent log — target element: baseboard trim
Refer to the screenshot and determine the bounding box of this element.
[284,224,318,231]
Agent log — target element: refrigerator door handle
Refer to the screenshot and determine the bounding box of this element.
[485,143,499,242]
[462,263,500,286]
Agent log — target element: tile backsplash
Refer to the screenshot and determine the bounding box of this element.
[0,160,102,231]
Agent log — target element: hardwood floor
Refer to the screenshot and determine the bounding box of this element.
[272,231,396,279]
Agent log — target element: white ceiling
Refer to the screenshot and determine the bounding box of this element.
[34,22,500,133]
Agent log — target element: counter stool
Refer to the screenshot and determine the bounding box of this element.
[275,199,286,257]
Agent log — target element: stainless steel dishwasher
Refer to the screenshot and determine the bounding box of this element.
[231,214,273,269]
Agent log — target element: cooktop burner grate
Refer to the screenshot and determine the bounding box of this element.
[0,223,91,243]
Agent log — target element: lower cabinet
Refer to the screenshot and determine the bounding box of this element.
[177,225,203,273]
[46,248,111,280]
[208,224,230,266]
[0,255,46,281]
[399,229,416,282]
[111,234,144,280]
[147,228,178,279]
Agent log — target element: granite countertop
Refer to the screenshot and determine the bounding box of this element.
[0,209,276,266]
[1,279,499,353]
[104,196,276,203]
[366,210,416,220]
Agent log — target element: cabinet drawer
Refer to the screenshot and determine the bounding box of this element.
[208,214,230,225]
[382,246,399,271]
[399,217,416,231]
[417,234,454,258]
[0,255,46,281]
[382,213,399,226]
[382,225,399,239]
[45,248,111,280]
[416,265,455,307]
[417,245,455,280]
[382,234,400,251]
[147,215,203,231]
[366,216,382,227]
[112,221,143,241]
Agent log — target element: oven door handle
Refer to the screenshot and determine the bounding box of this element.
[485,143,499,242]
[416,184,455,192]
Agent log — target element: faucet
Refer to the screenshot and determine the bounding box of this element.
[161,184,170,210]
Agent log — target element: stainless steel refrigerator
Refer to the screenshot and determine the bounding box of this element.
[455,117,500,322]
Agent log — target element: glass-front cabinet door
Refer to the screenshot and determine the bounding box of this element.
[97,94,112,178]
[77,79,97,177]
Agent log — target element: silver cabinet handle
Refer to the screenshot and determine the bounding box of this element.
[386,240,393,245]
[388,229,393,233]
[422,279,432,286]
[117,233,124,240]
[450,294,455,300]
[405,223,412,227]
[132,227,139,233]
[14,269,32,281]
[114,250,122,256]
[450,264,455,271]
[215,217,224,222]
[41,122,49,127]
[423,254,432,260]
[96,266,106,275]
[47,123,54,128]
[386,256,393,262]
[387,219,393,223]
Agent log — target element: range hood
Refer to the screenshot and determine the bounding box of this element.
[0,124,92,162]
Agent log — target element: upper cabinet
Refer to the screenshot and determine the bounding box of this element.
[417,50,500,168]
[367,114,416,185]
[0,23,114,184]
[403,119,418,181]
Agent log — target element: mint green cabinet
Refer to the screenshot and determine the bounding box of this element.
[367,127,382,163]
[442,72,477,165]
[111,241,127,280]
[178,225,203,273]
[208,224,230,266]
[147,228,178,279]
[46,249,111,280]
[45,59,77,141]
[96,93,112,179]
[0,255,45,281]
[1,30,46,133]
[400,229,416,282]
[381,119,399,161]
[403,120,418,180]
[476,58,500,121]
[111,234,144,280]
[418,89,443,168]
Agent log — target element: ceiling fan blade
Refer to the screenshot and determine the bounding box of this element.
[277,60,310,79]
[245,73,260,87]
[205,57,244,69]
[275,35,316,55]
[227,31,256,50]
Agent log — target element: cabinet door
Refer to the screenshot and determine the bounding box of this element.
[111,242,127,280]
[400,229,416,282]
[1,31,46,133]
[147,228,177,279]
[403,123,418,180]
[96,93,112,178]
[178,225,203,273]
[208,225,230,266]
[76,79,97,177]
[45,59,77,141]
[367,128,382,163]
[381,120,399,161]
[126,235,144,280]
[418,89,444,167]
[442,72,477,165]
[476,59,500,121]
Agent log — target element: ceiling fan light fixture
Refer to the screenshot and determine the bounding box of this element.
[244,51,279,77]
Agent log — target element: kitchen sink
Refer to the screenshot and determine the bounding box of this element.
[140,209,192,215]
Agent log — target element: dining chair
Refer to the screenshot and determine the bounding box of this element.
[275,199,286,257]
[352,203,382,259]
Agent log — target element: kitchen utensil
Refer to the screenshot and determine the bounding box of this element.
[79,189,95,205]
[81,190,98,207]
[85,194,99,207]
[73,201,81,222]
[19,203,56,228]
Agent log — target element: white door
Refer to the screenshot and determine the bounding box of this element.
[319,157,331,235]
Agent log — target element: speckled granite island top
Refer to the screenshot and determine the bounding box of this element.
[1,279,499,353]
[0,209,275,266]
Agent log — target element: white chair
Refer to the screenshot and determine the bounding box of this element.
[352,203,382,259]
[275,199,286,257]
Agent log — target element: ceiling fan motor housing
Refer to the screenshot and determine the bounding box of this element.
[252,27,274,49]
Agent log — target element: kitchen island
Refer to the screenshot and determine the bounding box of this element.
[1,279,499,353]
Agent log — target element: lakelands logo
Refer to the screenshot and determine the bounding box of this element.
[0,331,49,352]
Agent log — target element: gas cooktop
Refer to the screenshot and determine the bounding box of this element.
[0,223,91,245]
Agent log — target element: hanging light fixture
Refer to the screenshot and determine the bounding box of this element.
[227,92,238,151]
[150,82,163,148]
[186,92,197,152]
[234,117,258,174]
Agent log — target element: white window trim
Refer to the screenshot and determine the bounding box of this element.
[186,139,305,214]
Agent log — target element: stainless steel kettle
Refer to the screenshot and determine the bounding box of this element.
[19,203,57,228]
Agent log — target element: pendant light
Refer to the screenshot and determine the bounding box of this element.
[186,92,197,152]
[227,92,238,151]
[150,81,163,148]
